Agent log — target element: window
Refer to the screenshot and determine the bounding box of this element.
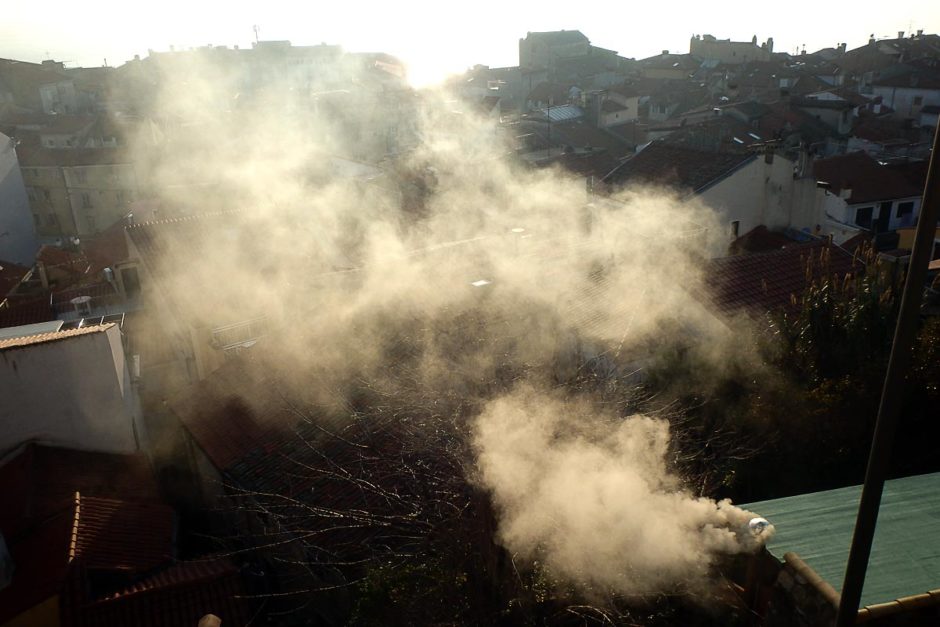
[46,213,57,226]
[731,220,740,238]
[75,169,87,184]
[33,214,41,227]
[86,215,96,231]
[43,189,51,201]
[855,206,874,229]
[896,201,914,218]
[117,190,126,205]
[913,96,923,106]
[81,192,92,209]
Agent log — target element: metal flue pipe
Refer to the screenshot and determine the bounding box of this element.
[835,123,940,627]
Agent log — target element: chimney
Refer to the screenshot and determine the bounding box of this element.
[917,29,924,37]
[662,50,669,56]
[198,616,222,627]
[838,42,847,54]
[767,37,774,53]
[898,31,905,40]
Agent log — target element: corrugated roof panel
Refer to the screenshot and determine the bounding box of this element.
[743,472,940,607]
[543,105,584,122]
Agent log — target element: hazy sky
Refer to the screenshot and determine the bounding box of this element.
[3,1,940,86]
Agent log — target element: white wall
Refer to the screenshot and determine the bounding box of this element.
[0,325,143,455]
[700,154,824,240]
[844,196,921,232]
[0,133,39,265]
[872,85,940,119]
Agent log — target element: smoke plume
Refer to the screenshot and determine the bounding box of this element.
[125,46,774,601]
[474,387,774,597]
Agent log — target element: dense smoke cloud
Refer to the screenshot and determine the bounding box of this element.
[474,387,774,597]
[132,48,772,599]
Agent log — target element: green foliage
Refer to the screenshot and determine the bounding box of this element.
[775,244,899,383]
[642,242,940,502]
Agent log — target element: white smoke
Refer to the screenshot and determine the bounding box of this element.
[473,386,774,597]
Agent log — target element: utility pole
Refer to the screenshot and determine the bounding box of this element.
[835,123,940,626]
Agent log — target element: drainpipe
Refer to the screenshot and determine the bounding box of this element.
[835,123,940,626]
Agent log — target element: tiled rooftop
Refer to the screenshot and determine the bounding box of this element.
[0,321,114,351]
[70,493,175,572]
[813,152,928,204]
[0,442,159,539]
[704,239,862,316]
[603,141,755,193]
[0,444,166,625]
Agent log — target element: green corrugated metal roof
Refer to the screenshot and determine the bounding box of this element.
[743,472,940,608]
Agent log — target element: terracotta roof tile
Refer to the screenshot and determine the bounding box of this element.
[70,493,175,572]
[704,239,862,315]
[0,443,159,539]
[69,558,255,627]
[168,356,292,469]
[0,322,113,351]
[0,293,55,329]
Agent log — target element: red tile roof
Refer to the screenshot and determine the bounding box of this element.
[0,293,55,329]
[168,355,294,469]
[0,443,159,539]
[704,239,862,315]
[0,442,178,623]
[0,494,172,625]
[68,558,255,627]
[70,493,175,572]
